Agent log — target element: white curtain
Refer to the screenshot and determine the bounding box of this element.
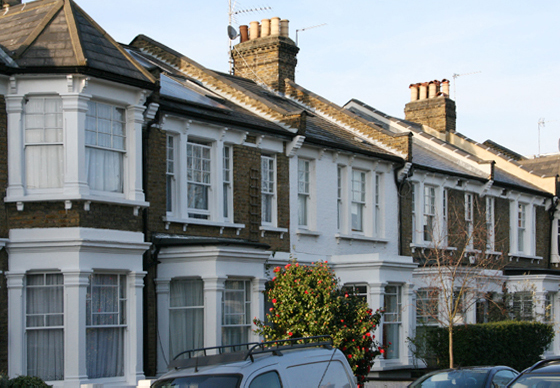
[26,273,64,381]
[86,147,123,192]
[86,328,124,378]
[26,145,63,189]
[169,279,204,360]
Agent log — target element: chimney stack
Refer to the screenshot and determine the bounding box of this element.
[404,79,456,134]
[232,17,299,94]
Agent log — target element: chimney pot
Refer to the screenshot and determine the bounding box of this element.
[441,79,450,96]
[239,25,249,42]
[249,21,260,40]
[428,81,437,98]
[280,19,290,37]
[270,17,280,36]
[409,84,419,102]
[419,83,428,100]
[261,19,270,37]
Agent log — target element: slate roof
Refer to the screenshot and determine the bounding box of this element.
[518,154,560,178]
[0,0,155,87]
[218,73,401,159]
[345,99,549,195]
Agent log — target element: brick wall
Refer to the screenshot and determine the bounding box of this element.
[231,36,299,94]
[404,97,457,134]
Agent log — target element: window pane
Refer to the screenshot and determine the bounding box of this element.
[169,279,204,359]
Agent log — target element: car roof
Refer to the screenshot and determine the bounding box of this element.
[159,347,345,380]
[522,359,560,374]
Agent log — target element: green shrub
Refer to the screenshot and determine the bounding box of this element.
[0,375,51,388]
[421,321,554,371]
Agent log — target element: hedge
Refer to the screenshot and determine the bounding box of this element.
[422,321,554,371]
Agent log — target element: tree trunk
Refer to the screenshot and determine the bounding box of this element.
[448,324,454,368]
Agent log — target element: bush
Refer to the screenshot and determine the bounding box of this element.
[253,260,384,384]
[0,375,51,388]
[421,321,554,371]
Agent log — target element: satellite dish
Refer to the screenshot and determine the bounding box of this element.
[227,25,239,40]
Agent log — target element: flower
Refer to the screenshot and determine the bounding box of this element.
[288,331,293,336]
[272,298,277,304]
[269,307,273,312]
[273,267,280,273]
[380,349,385,354]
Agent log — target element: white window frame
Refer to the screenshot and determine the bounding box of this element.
[186,140,212,219]
[166,134,176,213]
[25,272,64,381]
[261,155,277,226]
[486,196,495,252]
[374,173,383,237]
[24,96,64,190]
[86,273,127,379]
[298,158,311,228]
[223,146,233,222]
[465,192,474,250]
[85,100,126,194]
[423,185,436,243]
[169,278,204,359]
[222,279,252,346]
[518,203,527,253]
[351,169,366,233]
[337,165,344,231]
[383,285,402,360]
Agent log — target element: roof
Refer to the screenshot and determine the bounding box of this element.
[0,0,155,87]
[346,99,550,195]
[518,153,560,178]
[130,34,405,162]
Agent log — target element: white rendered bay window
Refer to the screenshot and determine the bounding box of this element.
[85,101,126,193]
[26,273,64,381]
[86,274,126,378]
[25,97,63,189]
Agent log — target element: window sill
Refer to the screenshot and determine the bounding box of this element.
[5,195,149,215]
[335,233,388,245]
[259,226,288,239]
[296,229,321,239]
[163,216,245,235]
[410,243,457,253]
[508,252,543,263]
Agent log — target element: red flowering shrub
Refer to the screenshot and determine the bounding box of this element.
[253,260,383,384]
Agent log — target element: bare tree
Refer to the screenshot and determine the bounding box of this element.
[413,192,508,368]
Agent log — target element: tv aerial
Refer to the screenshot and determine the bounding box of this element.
[452,71,481,100]
[227,1,272,73]
[537,118,558,156]
[295,23,327,46]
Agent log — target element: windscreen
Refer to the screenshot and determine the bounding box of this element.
[151,374,241,388]
[509,375,560,388]
[410,370,489,388]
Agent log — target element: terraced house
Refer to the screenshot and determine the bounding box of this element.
[0,0,559,387]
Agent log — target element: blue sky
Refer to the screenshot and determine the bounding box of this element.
[76,0,560,158]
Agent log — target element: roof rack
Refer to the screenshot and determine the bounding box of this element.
[168,335,334,371]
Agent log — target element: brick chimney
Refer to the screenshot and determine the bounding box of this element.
[404,79,456,134]
[231,17,299,94]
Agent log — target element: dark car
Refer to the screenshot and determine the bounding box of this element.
[507,358,560,388]
[409,366,519,388]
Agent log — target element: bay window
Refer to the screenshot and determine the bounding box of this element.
[86,273,126,378]
[222,280,251,346]
[169,279,204,359]
[85,101,126,193]
[26,273,64,381]
[25,97,63,189]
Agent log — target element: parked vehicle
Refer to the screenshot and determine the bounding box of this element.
[507,358,560,388]
[409,366,519,388]
[151,336,357,388]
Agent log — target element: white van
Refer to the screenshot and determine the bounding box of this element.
[152,336,357,388]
